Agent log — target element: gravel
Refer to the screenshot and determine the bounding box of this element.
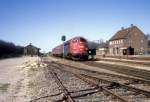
[46,62,118,102]
[2,56,149,102]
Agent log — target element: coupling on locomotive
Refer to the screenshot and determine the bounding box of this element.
[52,36,96,60]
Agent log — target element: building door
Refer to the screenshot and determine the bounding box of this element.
[113,48,115,55]
[116,47,119,55]
[123,49,127,55]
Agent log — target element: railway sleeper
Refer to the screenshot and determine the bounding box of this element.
[73,74,128,102]
[82,74,150,97]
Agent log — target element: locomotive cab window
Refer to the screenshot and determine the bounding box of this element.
[71,39,78,43]
[80,38,86,42]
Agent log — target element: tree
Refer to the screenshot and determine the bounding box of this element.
[145,34,150,40]
[145,34,150,47]
[0,40,24,58]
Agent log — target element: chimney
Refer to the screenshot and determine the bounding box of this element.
[131,24,134,27]
[121,27,124,30]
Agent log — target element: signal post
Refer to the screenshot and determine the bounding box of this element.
[61,35,66,59]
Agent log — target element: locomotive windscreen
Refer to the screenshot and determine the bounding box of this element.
[80,38,86,42]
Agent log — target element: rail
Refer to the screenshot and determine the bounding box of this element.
[50,71,75,102]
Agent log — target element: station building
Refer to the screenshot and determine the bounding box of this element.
[108,24,148,56]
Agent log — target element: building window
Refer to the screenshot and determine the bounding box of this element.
[141,40,143,43]
[113,48,115,54]
[120,40,123,43]
[118,40,120,44]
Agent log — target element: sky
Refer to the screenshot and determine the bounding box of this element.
[0,0,150,52]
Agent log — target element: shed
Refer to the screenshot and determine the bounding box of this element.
[24,43,40,56]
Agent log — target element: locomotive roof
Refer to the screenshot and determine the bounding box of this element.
[72,36,86,39]
[52,36,87,50]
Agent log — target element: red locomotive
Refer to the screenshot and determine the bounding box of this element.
[52,37,89,60]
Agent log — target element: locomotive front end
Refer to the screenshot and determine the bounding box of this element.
[70,37,89,59]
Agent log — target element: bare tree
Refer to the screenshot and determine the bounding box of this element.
[145,33,150,40]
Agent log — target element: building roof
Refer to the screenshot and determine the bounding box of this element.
[24,43,40,50]
[109,25,140,41]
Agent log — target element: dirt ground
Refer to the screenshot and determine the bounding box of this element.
[0,57,40,102]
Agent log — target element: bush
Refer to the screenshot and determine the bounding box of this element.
[0,40,24,59]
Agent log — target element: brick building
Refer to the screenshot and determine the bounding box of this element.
[109,24,148,56]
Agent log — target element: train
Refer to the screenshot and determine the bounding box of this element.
[52,36,97,60]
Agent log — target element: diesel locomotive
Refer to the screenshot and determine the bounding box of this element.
[52,37,92,60]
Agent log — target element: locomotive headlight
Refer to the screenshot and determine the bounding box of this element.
[89,51,91,54]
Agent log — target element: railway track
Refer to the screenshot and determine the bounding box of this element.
[50,69,75,102]
[73,73,128,102]
[83,61,150,80]
[46,62,131,102]
[96,58,150,66]
[77,75,150,102]
[46,63,101,102]
[48,61,150,102]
